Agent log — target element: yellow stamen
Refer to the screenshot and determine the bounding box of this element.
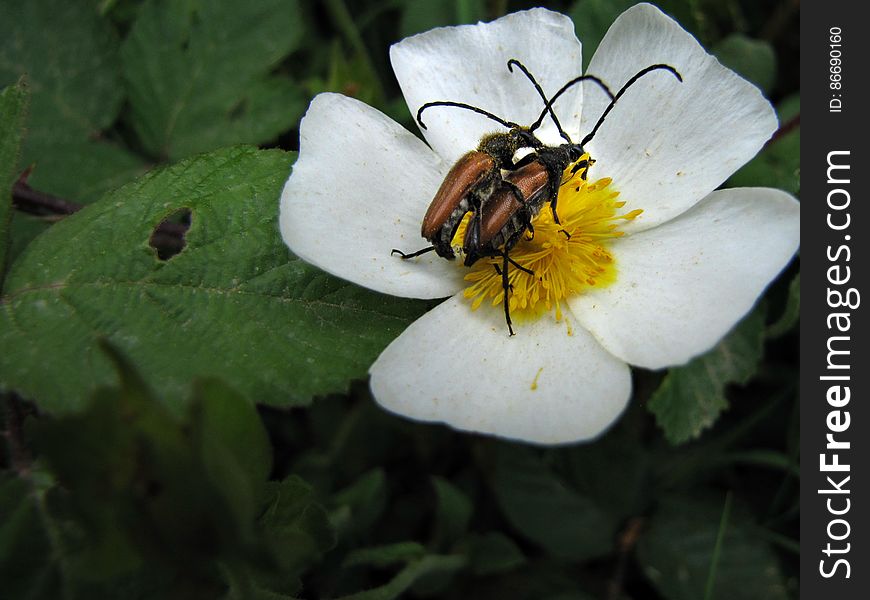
[455,155,640,325]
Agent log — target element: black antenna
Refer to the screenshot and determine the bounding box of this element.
[417,101,521,131]
[530,74,615,133]
[580,64,682,148]
[507,59,571,143]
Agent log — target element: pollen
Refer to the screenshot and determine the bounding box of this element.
[455,156,640,324]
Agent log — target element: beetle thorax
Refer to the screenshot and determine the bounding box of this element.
[476,128,539,168]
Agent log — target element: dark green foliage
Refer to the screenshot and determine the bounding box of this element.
[768,273,800,338]
[713,33,777,94]
[0,146,427,413]
[490,445,617,561]
[0,0,146,203]
[5,344,334,598]
[637,495,790,600]
[649,307,767,444]
[121,0,307,161]
[1,0,800,598]
[0,79,28,283]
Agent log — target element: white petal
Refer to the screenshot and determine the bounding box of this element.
[391,9,584,164]
[569,188,800,369]
[370,295,631,445]
[580,3,777,231]
[280,93,465,299]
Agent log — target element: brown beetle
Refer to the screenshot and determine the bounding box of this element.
[466,63,684,262]
[461,64,684,335]
[392,59,613,261]
[405,127,541,260]
[392,60,682,335]
[460,159,578,335]
[462,160,567,266]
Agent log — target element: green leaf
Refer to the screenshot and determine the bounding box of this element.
[344,542,427,569]
[28,346,258,581]
[0,1,120,138]
[330,469,387,541]
[258,476,335,578]
[0,474,63,599]
[226,476,334,599]
[122,0,306,160]
[337,553,467,600]
[637,495,789,600]
[489,446,616,561]
[460,532,525,575]
[188,377,274,535]
[648,307,767,444]
[26,139,149,205]
[767,273,799,338]
[0,0,146,203]
[5,213,50,267]
[728,95,800,195]
[25,345,329,594]
[431,476,472,549]
[556,421,651,523]
[0,79,29,285]
[0,146,426,413]
[191,377,273,486]
[712,34,777,94]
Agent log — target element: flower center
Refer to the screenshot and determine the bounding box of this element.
[455,156,641,324]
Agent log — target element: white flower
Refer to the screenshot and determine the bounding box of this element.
[279,4,800,445]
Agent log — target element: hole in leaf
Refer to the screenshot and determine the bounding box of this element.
[150,208,192,260]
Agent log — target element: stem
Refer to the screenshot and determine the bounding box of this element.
[765,113,800,148]
[12,181,80,215]
[607,517,645,600]
[704,491,733,600]
[11,181,189,252]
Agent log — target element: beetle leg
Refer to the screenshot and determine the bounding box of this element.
[507,257,533,276]
[548,178,562,225]
[391,246,435,259]
[501,249,515,336]
[492,263,515,291]
[504,180,526,205]
[524,219,536,241]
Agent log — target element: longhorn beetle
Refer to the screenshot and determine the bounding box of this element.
[394,61,683,335]
[391,60,613,261]
[463,63,684,334]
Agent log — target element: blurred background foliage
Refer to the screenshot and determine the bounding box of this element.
[0,0,798,598]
